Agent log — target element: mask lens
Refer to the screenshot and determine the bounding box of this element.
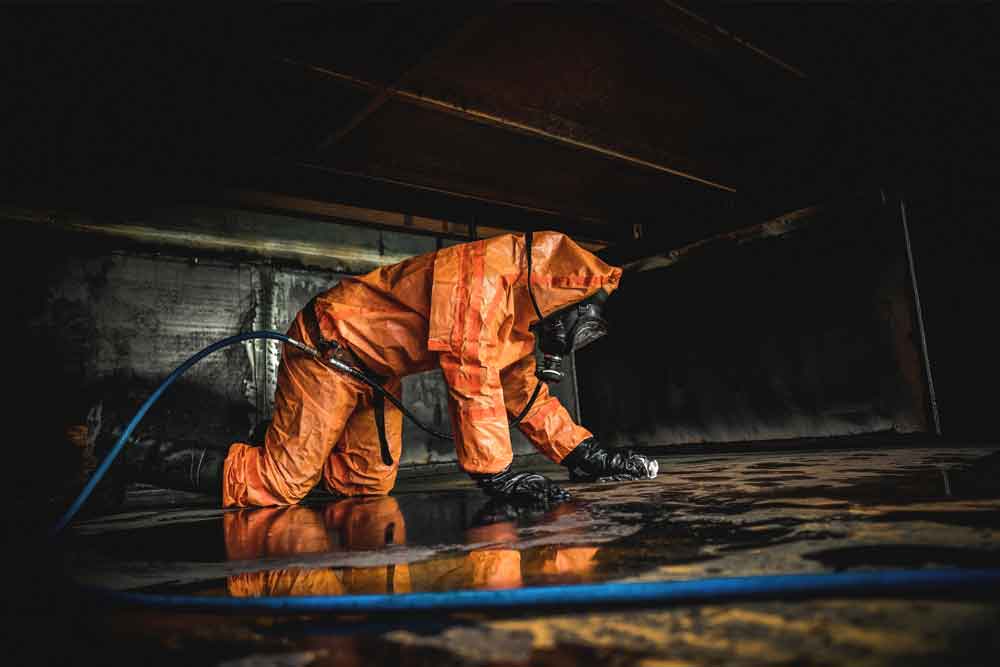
[571,318,608,351]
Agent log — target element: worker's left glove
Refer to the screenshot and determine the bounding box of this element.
[470,464,571,505]
[561,438,658,482]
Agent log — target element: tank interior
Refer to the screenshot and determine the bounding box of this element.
[3,4,997,666]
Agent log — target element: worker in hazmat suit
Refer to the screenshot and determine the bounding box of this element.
[102,231,657,507]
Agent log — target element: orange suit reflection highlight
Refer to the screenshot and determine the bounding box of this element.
[223,499,600,597]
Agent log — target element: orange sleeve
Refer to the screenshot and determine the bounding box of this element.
[501,352,592,464]
[428,240,514,474]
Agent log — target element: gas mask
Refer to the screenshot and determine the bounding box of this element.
[525,232,610,383]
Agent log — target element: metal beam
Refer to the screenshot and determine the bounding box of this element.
[226,190,610,251]
[318,11,498,151]
[656,0,807,80]
[285,58,737,193]
[227,190,472,239]
[1,205,419,272]
[295,162,609,226]
[623,204,821,273]
[899,197,941,436]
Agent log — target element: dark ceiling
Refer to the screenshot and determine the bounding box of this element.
[2,3,993,250]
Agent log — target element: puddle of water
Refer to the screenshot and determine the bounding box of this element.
[41,447,1000,667]
[63,448,1000,600]
[67,492,652,595]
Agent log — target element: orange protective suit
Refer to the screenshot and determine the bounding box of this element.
[223,231,622,507]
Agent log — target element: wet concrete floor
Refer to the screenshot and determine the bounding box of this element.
[44,444,1000,665]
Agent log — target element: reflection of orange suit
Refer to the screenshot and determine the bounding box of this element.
[225,498,410,597]
[427,511,598,592]
[224,499,601,598]
[223,232,622,507]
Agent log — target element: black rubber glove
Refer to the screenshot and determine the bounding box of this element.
[470,464,571,504]
[561,438,659,482]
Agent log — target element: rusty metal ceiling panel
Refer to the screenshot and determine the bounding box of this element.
[293,3,797,194]
[1,5,814,244]
[403,4,741,161]
[319,99,726,232]
[275,6,480,87]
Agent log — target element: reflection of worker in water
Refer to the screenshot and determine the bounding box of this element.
[224,498,599,597]
[226,498,411,596]
[106,231,656,507]
[435,501,600,591]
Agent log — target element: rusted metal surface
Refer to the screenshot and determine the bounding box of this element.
[3,6,811,249]
[317,10,499,151]
[254,161,618,247]
[653,0,808,80]
[317,98,725,226]
[224,191,475,243]
[292,164,611,230]
[286,57,737,193]
[2,205,429,273]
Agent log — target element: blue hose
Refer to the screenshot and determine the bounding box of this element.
[50,331,303,536]
[51,328,540,536]
[89,568,1000,613]
[51,333,1000,614]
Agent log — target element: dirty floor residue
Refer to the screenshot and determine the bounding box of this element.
[55,445,1000,665]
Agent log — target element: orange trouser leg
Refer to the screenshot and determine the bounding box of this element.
[223,313,366,507]
[323,377,403,497]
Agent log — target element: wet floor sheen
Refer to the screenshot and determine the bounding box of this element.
[56,445,1000,666]
[66,446,1000,598]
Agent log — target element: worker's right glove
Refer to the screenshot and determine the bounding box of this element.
[469,464,571,505]
[561,438,659,482]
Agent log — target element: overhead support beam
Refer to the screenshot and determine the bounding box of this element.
[1,205,422,272]
[285,58,737,194]
[2,200,608,272]
[318,10,499,150]
[227,190,472,239]
[225,190,610,251]
[656,0,807,80]
[295,162,609,226]
[621,204,821,273]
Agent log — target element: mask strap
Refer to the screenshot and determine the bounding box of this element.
[526,231,544,321]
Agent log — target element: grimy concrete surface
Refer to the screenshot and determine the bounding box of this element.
[33,444,1000,665]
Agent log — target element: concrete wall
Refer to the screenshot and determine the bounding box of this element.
[6,206,577,481]
[576,199,931,447]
